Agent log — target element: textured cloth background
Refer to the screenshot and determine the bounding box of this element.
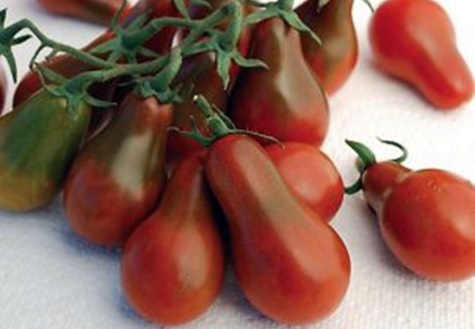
[1,0,475,328]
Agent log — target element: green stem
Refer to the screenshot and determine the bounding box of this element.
[181,2,238,50]
[344,138,408,195]
[17,20,115,69]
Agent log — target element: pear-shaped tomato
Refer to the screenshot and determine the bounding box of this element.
[297,0,358,95]
[205,134,350,324]
[229,18,329,146]
[348,140,475,281]
[121,151,225,325]
[368,0,473,109]
[63,91,171,247]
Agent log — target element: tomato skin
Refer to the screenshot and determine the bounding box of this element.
[121,151,225,325]
[363,161,475,281]
[36,0,131,25]
[368,0,474,109]
[0,88,91,211]
[297,0,358,95]
[63,92,171,247]
[265,142,344,222]
[229,18,329,146]
[204,134,350,325]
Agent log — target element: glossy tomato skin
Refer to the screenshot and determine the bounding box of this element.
[265,142,344,221]
[368,0,474,109]
[0,88,91,211]
[229,18,329,146]
[63,92,171,247]
[363,161,475,281]
[121,151,225,325]
[37,0,131,25]
[204,134,350,325]
[297,0,358,95]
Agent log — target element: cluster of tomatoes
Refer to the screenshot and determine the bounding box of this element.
[0,0,474,326]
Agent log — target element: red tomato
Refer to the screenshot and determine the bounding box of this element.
[63,92,171,247]
[36,0,131,25]
[265,142,344,222]
[205,134,350,325]
[228,17,329,146]
[348,140,475,281]
[121,151,225,325]
[296,0,358,95]
[368,0,474,109]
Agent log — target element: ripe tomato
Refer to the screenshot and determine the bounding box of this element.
[205,134,350,324]
[368,0,474,109]
[228,17,329,146]
[121,151,225,325]
[297,0,358,95]
[265,142,344,221]
[63,92,171,247]
[348,140,475,281]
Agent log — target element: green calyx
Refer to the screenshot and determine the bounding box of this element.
[244,0,321,45]
[344,138,408,195]
[172,94,280,147]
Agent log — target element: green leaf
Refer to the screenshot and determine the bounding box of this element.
[190,0,212,9]
[125,12,149,30]
[3,49,17,82]
[232,52,267,69]
[173,0,191,19]
[138,47,161,59]
[35,64,67,85]
[84,94,116,109]
[281,11,321,45]
[12,33,31,45]
[109,0,129,31]
[0,9,6,28]
[182,41,215,57]
[243,7,276,25]
[216,51,231,89]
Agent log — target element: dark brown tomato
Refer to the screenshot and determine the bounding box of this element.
[229,18,329,146]
[297,0,358,95]
[63,92,171,247]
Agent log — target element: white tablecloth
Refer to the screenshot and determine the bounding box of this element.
[1,0,474,328]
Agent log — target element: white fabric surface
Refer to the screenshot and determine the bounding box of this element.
[1,0,475,328]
